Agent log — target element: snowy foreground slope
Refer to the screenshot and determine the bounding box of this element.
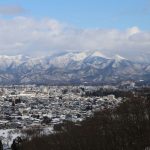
[0,51,149,84]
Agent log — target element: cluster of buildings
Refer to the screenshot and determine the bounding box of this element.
[0,85,122,148]
[0,86,121,129]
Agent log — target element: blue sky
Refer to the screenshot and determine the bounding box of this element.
[0,0,150,30]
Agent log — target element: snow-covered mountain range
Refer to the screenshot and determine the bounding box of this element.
[0,51,149,85]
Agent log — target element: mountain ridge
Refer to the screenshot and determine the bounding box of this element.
[0,51,149,85]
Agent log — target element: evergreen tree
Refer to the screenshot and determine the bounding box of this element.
[0,140,3,150]
[11,137,22,150]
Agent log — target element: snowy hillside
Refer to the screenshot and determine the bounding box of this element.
[0,51,149,84]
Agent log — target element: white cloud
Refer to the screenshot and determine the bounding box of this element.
[0,5,26,15]
[0,17,150,57]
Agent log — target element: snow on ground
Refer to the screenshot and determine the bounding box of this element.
[0,126,54,149]
[0,129,21,148]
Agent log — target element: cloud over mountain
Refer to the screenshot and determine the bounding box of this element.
[0,17,149,59]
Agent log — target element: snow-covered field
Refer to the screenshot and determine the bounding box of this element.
[0,129,21,148]
[0,127,53,149]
